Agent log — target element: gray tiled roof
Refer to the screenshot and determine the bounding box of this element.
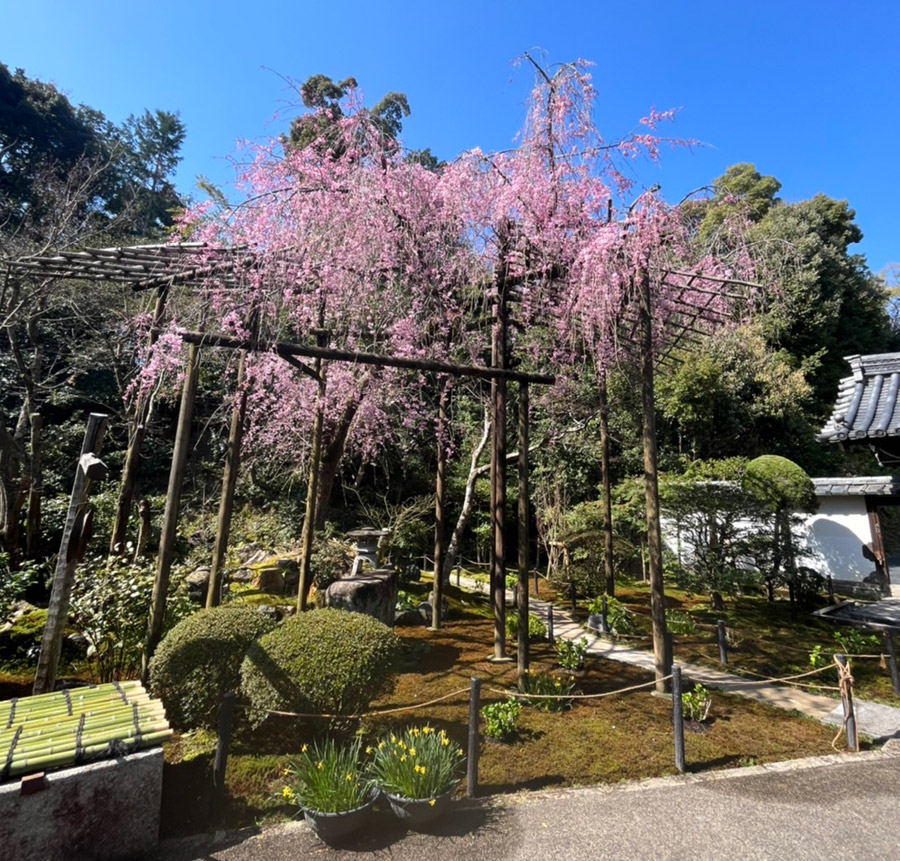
[818,353,900,443]
[812,476,900,496]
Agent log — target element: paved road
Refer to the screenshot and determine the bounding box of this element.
[154,744,900,861]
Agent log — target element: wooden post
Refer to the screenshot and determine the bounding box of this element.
[297,336,327,612]
[110,286,169,555]
[210,691,235,821]
[717,620,728,665]
[885,631,900,695]
[141,344,201,682]
[25,413,42,558]
[33,413,108,694]
[672,664,685,773]
[598,371,615,597]
[835,654,858,752]
[431,382,450,630]
[638,269,670,692]
[601,595,610,635]
[517,382,530,682]
[490,266,508,661]
[547,605,555,644]
[466,677,481,798]
[206,346,251,608]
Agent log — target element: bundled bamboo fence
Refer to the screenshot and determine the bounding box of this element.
[0,680,171,780]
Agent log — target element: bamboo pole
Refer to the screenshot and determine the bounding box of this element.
[141,343,201,681]
[33,414,109,695]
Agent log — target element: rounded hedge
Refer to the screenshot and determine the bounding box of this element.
[240,608,400,721]
[148,606,276,729]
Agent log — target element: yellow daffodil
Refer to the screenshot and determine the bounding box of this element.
[316,761,323,770]
[428,799,436,807]
[346,774,353,782]
[441,737,450,746]
[365,746,373,754]
[301,744,308,753]
[409,747,416,756]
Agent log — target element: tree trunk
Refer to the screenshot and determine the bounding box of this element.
[441,404,491,581]
[206,346,251,608]
[25,413,42,558]
[109,286,169,555]
[297,354,326,611]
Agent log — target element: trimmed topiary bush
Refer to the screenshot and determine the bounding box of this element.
[240,608,400,722]
[148,606,276,729]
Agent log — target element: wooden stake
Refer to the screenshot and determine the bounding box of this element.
[297,332,328,611]
[466,677,481,798]
[638,269,670,692]
[141,344,200,681]
[33,413,108,694]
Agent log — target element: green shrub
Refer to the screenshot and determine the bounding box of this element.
[682,684,712,722]
[481,698,521,741]
[665,610,696,635]
[241,608,400,722]
[506,612,547,642]
[310,527,356,601]
[519,670,575,712]
[72,554,193,683]
[556,637,588,670]
[148,606,275,729]
[833,628,879,656]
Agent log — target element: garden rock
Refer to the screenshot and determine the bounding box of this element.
[230,568,252,583]
[324,569,398,627]
[256,605,282,622]
[417,598,449,622]
[394,608,425,626]
[252,566,286,595]
[185,568,210,603]
[278,558,300,593]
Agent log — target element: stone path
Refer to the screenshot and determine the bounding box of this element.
[455,575,900,741]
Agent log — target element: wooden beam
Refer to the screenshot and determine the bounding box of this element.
[177,331,556,386]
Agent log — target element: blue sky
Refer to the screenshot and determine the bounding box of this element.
[3,1,897,274]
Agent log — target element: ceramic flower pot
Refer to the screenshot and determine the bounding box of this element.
[385,787,454,828]
[302,789,378,844]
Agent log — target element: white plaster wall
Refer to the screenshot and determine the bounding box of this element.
[796,496,875,584]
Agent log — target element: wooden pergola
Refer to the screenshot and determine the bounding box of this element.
[2,242,756,696]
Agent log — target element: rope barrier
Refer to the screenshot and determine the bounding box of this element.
[234,687,472,722]
[488,674,674,701]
